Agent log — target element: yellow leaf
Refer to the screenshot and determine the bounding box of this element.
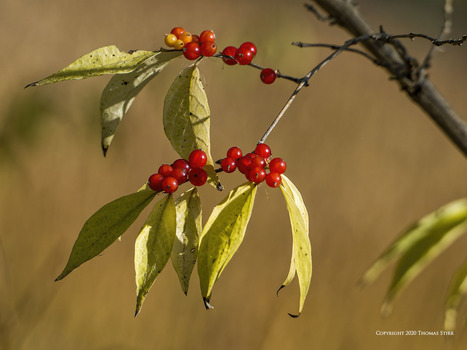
[26,45,155,87]
[171,187,202,295]
[163,65,220,189]
[197,182,257,306]
[279,175,312,317]
[134,194,176,316]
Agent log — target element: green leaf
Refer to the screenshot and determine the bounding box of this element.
[56,185,157,281]
[100,50,182,155]
[163,64,221,190]
[134,194,176,316]
[198,182,257,306]
[358,198,467,316]
[171,187,202,295]
[278,175,312,317]
[444,258,467,331]
[26,45,155,87]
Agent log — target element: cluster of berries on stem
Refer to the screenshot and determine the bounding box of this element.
[164,26,277,85]
[147,149,208,194]
[218,143,287,188]
[164,27,217,60]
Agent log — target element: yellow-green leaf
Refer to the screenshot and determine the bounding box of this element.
[358,198,467,316]
[444,258,467,331]
[56,185,157,281]
[134,194,176,316]
[100,50,182,155]
[198,182,257,306]
[26,45,155,87]
[163,64,220,190]
[279,175,312,317]
[171,187,202,295]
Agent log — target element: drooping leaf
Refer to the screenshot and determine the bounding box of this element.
[100,50,182,155]
[198,182,257,306]
[444,258,467,331]
[358,198,467,316]
[134,194,176,316]
[163,64,221,190]
[278,175,312,317]
[26,46,155,87]
[56,185,157,281]
[171,187,202,295]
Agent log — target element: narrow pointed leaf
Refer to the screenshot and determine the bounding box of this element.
[135,194,176,316]
[163,64,220,189]
[381,219,467,315]
[360,198,467,288]
[26,46,155,87]
[56,185,157,281]
[100,50,182,154]
[198,182,257,303]
[444,258,467,331]
[171,187,202,295]
[279,175,312,317]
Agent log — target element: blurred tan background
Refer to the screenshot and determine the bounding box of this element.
[1,0,467,349]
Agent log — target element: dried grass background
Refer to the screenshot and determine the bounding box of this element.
[0,0,466,349]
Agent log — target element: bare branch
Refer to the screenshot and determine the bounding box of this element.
[310,0,467,157]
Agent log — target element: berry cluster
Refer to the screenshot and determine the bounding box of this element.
[219,143,287,188]
[221,42,257,66]
[147,149,208,194]
[221,43,277,84]
[164,26,217,60]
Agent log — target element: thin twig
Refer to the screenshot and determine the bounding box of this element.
[310,0,467,157]
[260,36,368,143]
[292,42,389,68]
[214,53,303,84]
[303,3,335,23]
[421,0,454,71]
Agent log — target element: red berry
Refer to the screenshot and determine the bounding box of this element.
[237,155,253,174]
[235,47,254,65]
[148,173,164,192]
[172,168,189,184]
[192,35,200,43]
[199,30,216,43]
[200,41,217,57]
[239,42,257,56]
[266,172,282,188]
[269,158,287,174]
[170,27,185,39]
[158,164,173,177]
[260,68,276,84]
[226,146,242,160]
[172,158,191,171]
[162,176,179,193]
[189,167,208,186]
[245,152,256,158]
[254,143,271,159]
[249,167,266,183]
[250,155,266,169]
[183,42,201,60]
[221,157,237,173]
[189,149,207,168]
[221,46,237,65]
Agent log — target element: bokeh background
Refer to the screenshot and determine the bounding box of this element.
[1,0,466,349]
